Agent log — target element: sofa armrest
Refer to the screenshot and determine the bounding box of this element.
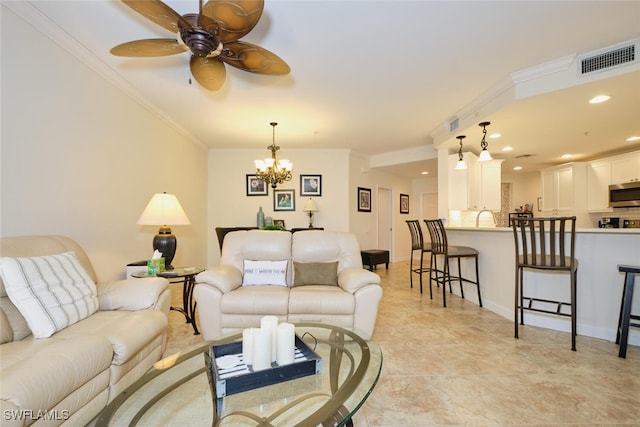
[97,277,169,311]
[196,265,243,294]
[338,267,381,293]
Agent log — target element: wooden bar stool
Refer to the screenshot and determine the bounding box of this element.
[616,265,640,358]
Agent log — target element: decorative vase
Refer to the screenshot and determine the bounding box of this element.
[257,207,265,229]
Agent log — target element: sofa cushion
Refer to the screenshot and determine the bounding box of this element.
[52,310,168,366]
[221,231,293,284]
[293,261,339,286]
[221,285,289,315]
[289,285,355,315]
[0,308,13,344]
[0,252,98,338]
[0,334,113,415]
[242,260,288,286]
[292,231,363,272]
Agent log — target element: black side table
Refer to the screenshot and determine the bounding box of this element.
[132,267,204,335]
[361,249,389,271]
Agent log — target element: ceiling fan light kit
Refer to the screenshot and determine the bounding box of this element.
[111,0,290,91]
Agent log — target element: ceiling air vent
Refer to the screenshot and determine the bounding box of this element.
[579,41,637,75]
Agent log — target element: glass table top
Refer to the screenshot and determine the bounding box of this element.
[96,323,383,426]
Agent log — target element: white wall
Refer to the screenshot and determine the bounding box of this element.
[206,148,416,266]
[350,153,414,262]
[502,170,542,214]
[1,7,208,281]
[207,149,350,266]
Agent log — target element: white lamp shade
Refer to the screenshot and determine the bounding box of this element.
[137,193,191,226]
[303,198,318,212]
[455,159,467,170]
[478,149,493,162]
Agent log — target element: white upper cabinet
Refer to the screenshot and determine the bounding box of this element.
[586,159,613,212]
[449,153,502,211]
[611,152,640,184]
[476,160,503,211]
[541,164,574,214]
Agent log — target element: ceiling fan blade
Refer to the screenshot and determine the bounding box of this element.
[121,0,192,34]
[190,55,227,91]
[110,39,188,57]
[221,41,290,75]
[202,0,264,43]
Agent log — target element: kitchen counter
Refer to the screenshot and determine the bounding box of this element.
[444,227,640,346]
[447,226,640,234]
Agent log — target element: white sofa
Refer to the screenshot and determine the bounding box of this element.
[0,235,171,426]
[194,230,383,340]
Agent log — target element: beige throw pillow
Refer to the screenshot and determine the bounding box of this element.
[0,251,98,338]
[242,260,288,286]
[293,261,339,286]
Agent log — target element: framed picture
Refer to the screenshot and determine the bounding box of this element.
[300,174,322,196]
[274,189,295,211]
[400,194,409,214]
[273,219,286,228]
[246,174,268,196]
[357,187,371,212]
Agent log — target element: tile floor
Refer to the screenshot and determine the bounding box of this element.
[164,260,640,426]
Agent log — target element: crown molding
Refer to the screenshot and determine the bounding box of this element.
[2,1,207,151]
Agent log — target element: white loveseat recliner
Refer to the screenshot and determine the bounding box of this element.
[0,235,171,426]
[194,230,383,340]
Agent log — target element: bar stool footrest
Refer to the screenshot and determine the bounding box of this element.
[521,296,572,317]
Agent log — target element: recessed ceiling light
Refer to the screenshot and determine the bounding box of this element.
[589,95,610,104]
[421,171,429,175]
[627,136,640,142]
[489,133,501,139]
[561,154,572,159]
[502,146,513,152]
[513,166,523,171]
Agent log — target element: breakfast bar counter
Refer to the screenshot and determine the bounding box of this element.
[444,226,640,346]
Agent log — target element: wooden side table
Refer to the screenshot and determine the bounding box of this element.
[132,267,204,335]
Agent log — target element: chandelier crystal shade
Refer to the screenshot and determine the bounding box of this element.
[254,122,293,189]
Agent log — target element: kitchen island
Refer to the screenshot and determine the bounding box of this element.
[444,226,640,346]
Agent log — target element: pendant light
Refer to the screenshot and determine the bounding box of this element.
[455,135,467,170]
[478,121,493,161]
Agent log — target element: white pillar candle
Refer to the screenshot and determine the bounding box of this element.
[276,322,296,366]
[252,328,271,371]
[260,315,278,363]
[242,328,255,366]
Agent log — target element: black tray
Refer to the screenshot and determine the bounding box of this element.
[205,334,321,399]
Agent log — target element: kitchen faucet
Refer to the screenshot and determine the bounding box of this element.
[476,209,497,227]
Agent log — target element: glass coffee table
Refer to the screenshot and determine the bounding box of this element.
[96,323,382,426]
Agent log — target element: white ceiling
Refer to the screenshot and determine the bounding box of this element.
[8,1,640,178]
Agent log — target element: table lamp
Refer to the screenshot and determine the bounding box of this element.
[137,192,191,270]
[303,198,319,228]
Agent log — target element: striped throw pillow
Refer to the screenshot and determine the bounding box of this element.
[0,251,98,338]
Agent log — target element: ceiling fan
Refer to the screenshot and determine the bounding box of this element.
[110,0,290,91]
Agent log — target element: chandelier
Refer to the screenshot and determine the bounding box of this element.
[254,122,293,189]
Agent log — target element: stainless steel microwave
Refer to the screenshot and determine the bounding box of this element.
[609,181,640,207]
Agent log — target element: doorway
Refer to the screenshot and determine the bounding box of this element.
[377,187,392,257]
